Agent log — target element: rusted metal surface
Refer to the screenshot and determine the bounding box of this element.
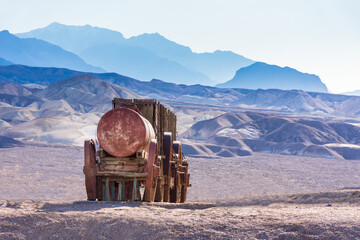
[173,141,189,203]
[97,107,155,157]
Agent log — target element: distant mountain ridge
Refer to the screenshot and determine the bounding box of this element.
[0,57,13,66]
[17,22,126,53]
[34,74,138,112]
[2,65,360,152]
[16,23,329,92]
[217,62,328,93]
[79,42,211,85]
[0,30,104,73]
[17,22,254,85]
[0,64,359,118]
[341,90,360,96]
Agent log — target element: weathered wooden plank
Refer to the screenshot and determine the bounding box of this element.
[84,140,98,201]
[97,171,148,178]
[102,157,146,164]
[144,139,157,202]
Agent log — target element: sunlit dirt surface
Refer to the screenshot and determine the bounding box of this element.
[1,144,360,201]
[1,144,360,239]
[1,190,360,239]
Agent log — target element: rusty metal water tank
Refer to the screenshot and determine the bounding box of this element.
[97,107,155,157]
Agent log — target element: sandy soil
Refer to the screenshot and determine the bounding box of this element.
[1,144,360,201]
[1,190,360,239]
[1,144,360,239]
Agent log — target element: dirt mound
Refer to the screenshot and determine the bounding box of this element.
[0,82,32,96]
[0,136,24,148]
[328,122,360,144]
[299,145,344,159]
[181,141,251,157]
[326,144,360,160]
[183,111,360,159]
[264,122,345,144]
[209,135,251,150]
[1,190,360,239]
[182,112,252,140]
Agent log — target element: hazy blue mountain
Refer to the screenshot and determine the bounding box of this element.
[17,23,254,85]
[0,30,104,72]
[187,50,254,84]
[0,57,13,66]
[0,65,87,85]
[341,90,360,96]
[0,65,241,101]
[126,32,193,61]
[79,43,211,84]
[17,22,126,54]
[126,33,254,83]
[217,62,328,92]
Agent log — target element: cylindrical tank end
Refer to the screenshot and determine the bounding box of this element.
[97,107,155,157]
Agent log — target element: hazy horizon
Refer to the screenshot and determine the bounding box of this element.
[1,0,359,93]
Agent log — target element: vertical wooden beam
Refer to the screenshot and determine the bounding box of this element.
[104,178,110,201]
[117,181,126,201]
[111,182,115,201]
[132,177,137,201]
[144,139,157,202]
[163,132,172,202]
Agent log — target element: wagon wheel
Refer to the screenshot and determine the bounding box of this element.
[83,140,98,201]
[144,139,158,202]
[170,163,182,203]
[172,141,188,203]
[172,141,182,164]
[163,132,172,202]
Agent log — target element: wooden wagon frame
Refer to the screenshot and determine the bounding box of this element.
[83,98,191,202]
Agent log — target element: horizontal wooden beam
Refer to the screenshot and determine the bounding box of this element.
[97,171,148,178]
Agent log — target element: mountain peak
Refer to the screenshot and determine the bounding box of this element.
[0,30,10,34]
[131,32,168,42]
[0,30,14,39]
[17,23,125,54]
[142,32,161,36]
[16,24,254,85]
[33,74,138,112]
[46,74,104,89]
[0,31,104,72]
[48,22,62,27]
[0,57,13,66]
[68,74,98,81]
[46,22,93,29]
[217,62,328,93]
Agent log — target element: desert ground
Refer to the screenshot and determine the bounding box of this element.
[1,144,360,239]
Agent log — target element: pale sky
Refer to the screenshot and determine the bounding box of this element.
[0,0,359,93]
